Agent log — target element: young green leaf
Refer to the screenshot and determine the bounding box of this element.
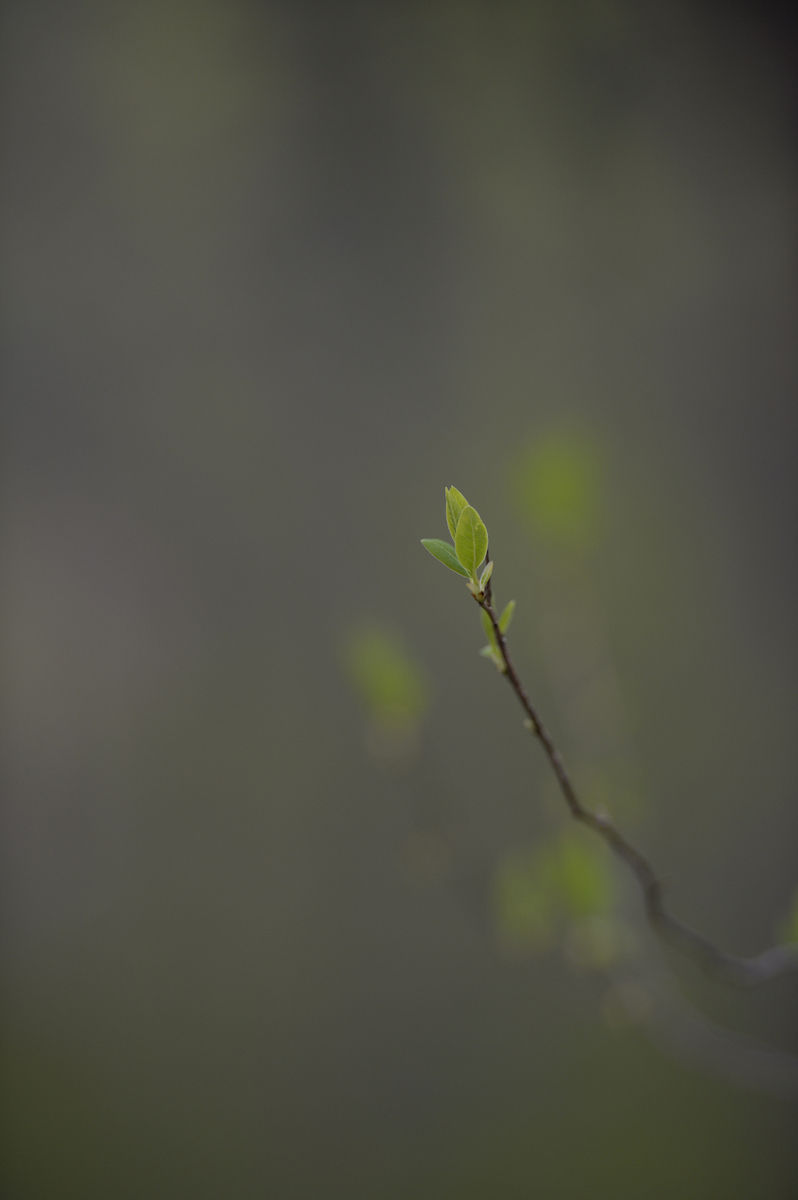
[420,538,470,577]
[445,486,469,541]
[454,505,488,577]
[499,600,516,633]
[481,607,499,653]
[479,561,494,591]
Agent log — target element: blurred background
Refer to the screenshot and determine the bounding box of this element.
[3,1,797,1196]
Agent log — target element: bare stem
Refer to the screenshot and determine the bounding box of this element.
[476,594,798,987]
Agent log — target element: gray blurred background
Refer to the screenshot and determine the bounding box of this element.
[3,1,797,1196]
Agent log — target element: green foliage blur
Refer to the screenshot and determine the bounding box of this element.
[512,430,604,551]
[344,624,428,762]
[494,831,614,954]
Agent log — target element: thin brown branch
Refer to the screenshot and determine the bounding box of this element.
[476,595,798,987]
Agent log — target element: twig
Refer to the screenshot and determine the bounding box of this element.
[476,594,798,987]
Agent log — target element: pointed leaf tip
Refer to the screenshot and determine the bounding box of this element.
[445,486,469,541]
[499,600,516,633]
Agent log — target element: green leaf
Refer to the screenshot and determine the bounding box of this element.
[445,486,469,540]
[420,538,470,577]
[454,505,488,576]
[499,600,516,633]
[479,561,494,591]
[481,608,498,653]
